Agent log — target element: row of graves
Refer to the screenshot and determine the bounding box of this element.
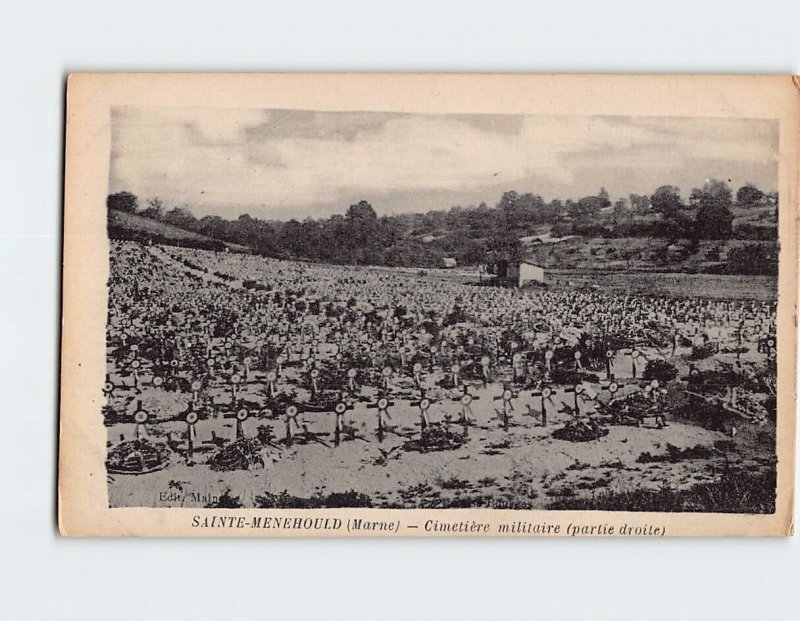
[103,241,778,476]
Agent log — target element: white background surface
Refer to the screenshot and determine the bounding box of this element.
[1,1,799,619]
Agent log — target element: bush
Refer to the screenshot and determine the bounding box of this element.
[549,368,599,385]
[689,343,715,360]
[636,443,714,463]
[254,490,373,508]
[642,359,678,383]
[552,417,609,442]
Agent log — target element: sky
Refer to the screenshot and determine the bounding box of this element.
[109,107,779,221]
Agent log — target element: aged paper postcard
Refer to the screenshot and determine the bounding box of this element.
[59,74,798,537]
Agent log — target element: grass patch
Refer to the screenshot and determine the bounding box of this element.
[636,443,715,463]
[548,467,776,513]
[254,489,373,508]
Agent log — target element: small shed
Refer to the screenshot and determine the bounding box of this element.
[442,257,457,269]
[508,260,546,287]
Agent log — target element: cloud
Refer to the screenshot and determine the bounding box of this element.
[109,107,778,218]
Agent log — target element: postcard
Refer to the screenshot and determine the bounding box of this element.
[59,74,798,536]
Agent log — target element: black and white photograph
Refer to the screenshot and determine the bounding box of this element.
[100,104,782,515]
[5,3,800,619]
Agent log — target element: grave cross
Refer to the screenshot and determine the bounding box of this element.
[528,385,554,426]
[185,405,198,461]
[630,350,641,378]
[309,368,321,400]
[332,401,355,446]
[130,358,142,391]
[493,388,516,430]
[381,366,393,392]
[230,373,242,400]
[410,394,433,432]
[563,383,584,415]
[235,406,249,440]
[412,362,424,389]
[450,363,461,388]
[604,349,615,380]
[544,349,554,373]
[132,400,149,440]
[480,355,492,386]
[345,368,358,393]
[458,391,480,425]
[367,397,395,443]
[102,374,116,397]
[284,405,301,446]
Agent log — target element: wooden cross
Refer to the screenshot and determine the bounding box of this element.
[511,353,523,383]
[345,368,358,393]
[429,345,438,371]
[410,393,433,432]
[230,373,242,400]
[102,374,116,397]
[529,385,553,426]
[604,349,615,380]
[332,400,355,446]
[493,388,516,430]
[457,390,480,425]
[130,359,141,391]
[185,405,198,461]
[412,362,424,389]
[600,380,621,403]
[480,355,492,386]
[132,400,149,440]
[630,350,641,378]
[367,397,395,443]
[235,406,249,440]
[563,383,584,415]
[266,370,278,398]
[381,366,393,392]
[284,405,301,446]
[544,349,554,373]
[309,368,321,400]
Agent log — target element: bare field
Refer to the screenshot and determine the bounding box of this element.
[545,270,777,301]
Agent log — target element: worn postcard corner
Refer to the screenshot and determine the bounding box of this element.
[59,73,797,537]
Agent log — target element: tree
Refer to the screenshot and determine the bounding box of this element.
[342,201,382,264]
[346,200,377,220]
[695,179,734,239]
[163,206,197,230]
[629,193,650,214]
[281,220,303,256]
[610,198,629,225]
[736,183,765,208]
[688,188,704,209]
[548,198,564,216]
[650,185,683,218]
[727,243,777,275]
[140,197,164,220]
[107,191,138,213]
[197,215,227,239]
[570,194,608,220]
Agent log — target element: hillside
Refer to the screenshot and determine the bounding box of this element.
[105,183,778,274]
[520,235,777,274]
[107,209,249,252]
